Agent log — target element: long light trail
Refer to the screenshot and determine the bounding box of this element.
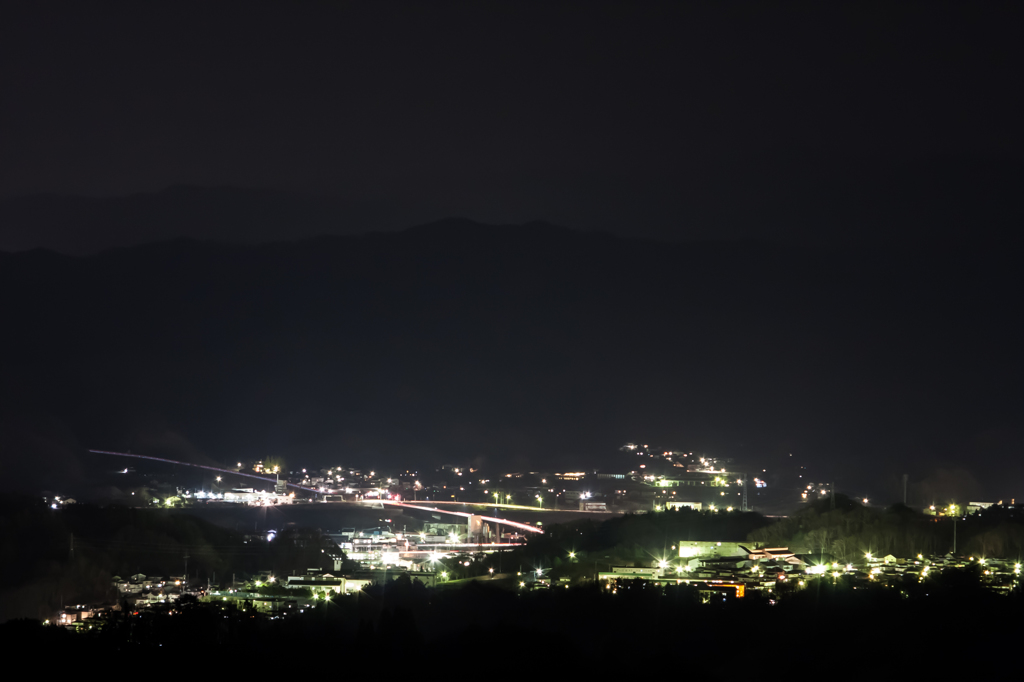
[383,501,544,534]
[91,450,545,534]
[407,499,610,514]
[88,450,320,493]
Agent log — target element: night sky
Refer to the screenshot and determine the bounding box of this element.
[2,2,1020,245]
[0,3,1020,502]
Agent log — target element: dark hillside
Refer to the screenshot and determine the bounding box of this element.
[0,222,1019,498]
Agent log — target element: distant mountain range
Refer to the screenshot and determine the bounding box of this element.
[0,185,430,254]
[2,153,1021,254]
[0,219,1019,502]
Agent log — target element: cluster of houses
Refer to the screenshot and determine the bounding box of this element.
[596,541,1023,598]
[51,573,193,628]
[853,553,1021,592]
[49,543,1022,628]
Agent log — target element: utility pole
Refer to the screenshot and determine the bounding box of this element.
[69,532,74,561]
[902,474,908,505]
[183,549,190,583]
[831,482,836,510]
[742,474,748,512]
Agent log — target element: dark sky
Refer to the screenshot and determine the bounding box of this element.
[1,2,1020,244]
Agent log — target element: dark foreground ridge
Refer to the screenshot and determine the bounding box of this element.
[4,570,1020,679]
[2,495,1021,679]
